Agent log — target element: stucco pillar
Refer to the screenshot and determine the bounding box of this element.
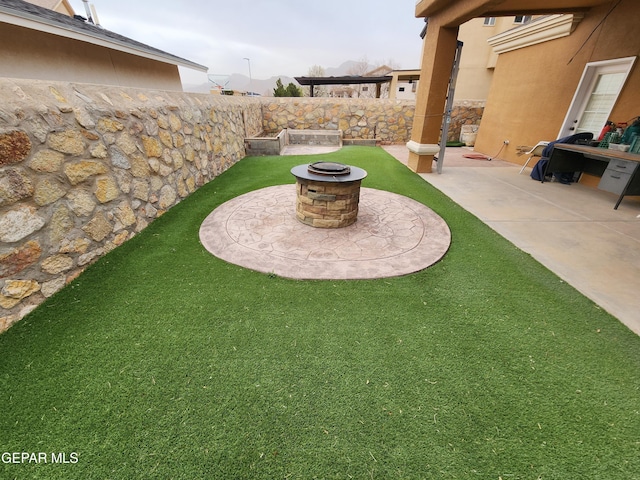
[407,21,459,173]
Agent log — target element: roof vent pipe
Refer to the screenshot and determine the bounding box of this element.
[81,0,94,23]
[90,3,100,26]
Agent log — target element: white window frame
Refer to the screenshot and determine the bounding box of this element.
[514,15,532,24]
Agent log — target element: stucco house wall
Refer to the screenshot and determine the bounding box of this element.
[456,16,544,103]
[0,0,207,91]
[0,23,183,90]
[474,1,639,165]
[456,18,499,102]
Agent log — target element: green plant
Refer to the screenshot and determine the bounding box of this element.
[274,78,302,97]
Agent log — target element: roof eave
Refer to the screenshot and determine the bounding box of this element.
[0,9,207,72]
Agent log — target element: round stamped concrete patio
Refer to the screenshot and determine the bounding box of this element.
[199,185,451,280]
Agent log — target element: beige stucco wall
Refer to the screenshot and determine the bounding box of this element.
[455,18,497,101]
[474,2,640,165]
[394,81,418,100]
[456,17,537,102]
[0,23,183,91]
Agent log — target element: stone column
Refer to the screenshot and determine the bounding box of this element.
[407,20,460,173]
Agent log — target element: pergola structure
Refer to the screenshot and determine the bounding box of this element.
[294,76,392,98]
[409,0,614,173]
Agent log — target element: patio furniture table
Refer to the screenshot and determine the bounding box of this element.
[543,143,640,209]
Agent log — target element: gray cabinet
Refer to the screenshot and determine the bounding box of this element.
[598,159,637,195]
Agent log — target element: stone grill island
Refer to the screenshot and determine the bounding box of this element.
[291,162,367,228]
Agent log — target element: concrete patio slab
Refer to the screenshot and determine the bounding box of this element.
[383,144,640,335]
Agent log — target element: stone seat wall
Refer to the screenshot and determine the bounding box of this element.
[287,129,342,146]
[244,129,288,156]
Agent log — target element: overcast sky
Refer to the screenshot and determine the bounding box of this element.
[68,0,425,85]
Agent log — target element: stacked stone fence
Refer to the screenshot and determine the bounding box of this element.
[0,78,484,333]
[448,100,485,143]
[259,98,483,145]
[260,98,416,144]
[0,79,262,332]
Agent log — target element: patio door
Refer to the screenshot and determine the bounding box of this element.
[558,57,636,138]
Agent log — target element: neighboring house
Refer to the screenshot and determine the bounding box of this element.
[0,0,207,90]
[388,69,420,100]
[26,0,74,16]
[407,0,638,175]
[359,65,393,99]
[327,65,393,99]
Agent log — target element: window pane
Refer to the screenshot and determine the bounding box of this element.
[514,15,532,24]
[577,73,626,134]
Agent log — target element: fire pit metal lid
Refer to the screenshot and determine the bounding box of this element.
[291,163,367,183]
[307,161,350,176]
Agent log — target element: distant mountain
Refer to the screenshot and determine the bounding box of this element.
[183,60,377,96]
[182,83,211,94]
[228,74,299,96]
[324,60,375,77]
[185,74,297,96]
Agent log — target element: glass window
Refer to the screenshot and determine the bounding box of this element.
[483,17,496,26]
[576,73,626,134]
[514,15,532,24]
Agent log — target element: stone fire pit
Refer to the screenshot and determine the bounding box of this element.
[291,161,367,228]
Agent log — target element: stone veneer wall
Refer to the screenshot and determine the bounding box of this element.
[260,97,483,145]
[261,98,415,144]
[0,79,262,332]
[448,100,485,143]
[0,78,484,333]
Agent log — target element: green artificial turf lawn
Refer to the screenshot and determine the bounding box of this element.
[1,146,639,479]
